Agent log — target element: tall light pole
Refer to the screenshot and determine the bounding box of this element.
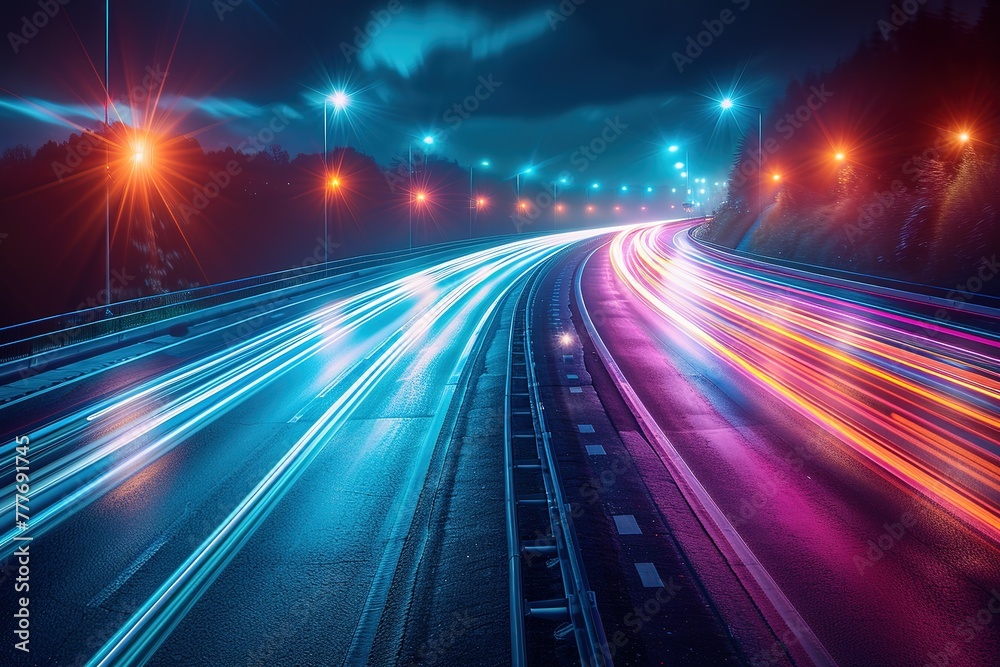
[669,144,692,209]
[554,177,568,229]
[323,90,349,272]
[470,160,489,239]
[104,0,110,311]
[408,136,435,250]
[721,98,764,220]
[515,167,532,223]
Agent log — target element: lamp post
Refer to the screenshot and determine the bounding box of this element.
[669,144,692,208]
[471,160,489,239]
[323,90,349,273]
[408,136,435,250]
[516,167,532,205]
[104,0,110,310]
[720,98,764,219]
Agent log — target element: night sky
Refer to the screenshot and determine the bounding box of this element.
[0,0,986,185]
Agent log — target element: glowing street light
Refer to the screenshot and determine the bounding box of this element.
[621,185,628,192]
[674,162,685,170]
[835,152,846,161]
[772,174,781,182]
[668,145,680,153]
[719,96,764,218]
[516,167,533,202]
[958,132,971,143]
[329,90,350,112]
[470,159,490,239]
[423,135,435,145]
[323,88,352,271]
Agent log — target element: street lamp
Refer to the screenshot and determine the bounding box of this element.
[323,90,350,273]
[586,181,599,204]
[470,159,490,239]
[407,135,437,250]
[516,167,532,205]
[103,0,111,310]
[720,97,764,219]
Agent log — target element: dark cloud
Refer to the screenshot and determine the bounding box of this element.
[0,0,986,183]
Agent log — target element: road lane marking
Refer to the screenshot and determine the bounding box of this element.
[576,245,839,667]
[87,506,189,608]
[613,514,642,535]
[577,423,594,433]
[585,445,606,456]
[635,563,664,588]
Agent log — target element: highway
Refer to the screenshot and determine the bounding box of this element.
[0,219,997,666]
[0,230,615,666]
[575,221,1000,667]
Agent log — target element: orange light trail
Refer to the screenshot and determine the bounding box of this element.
[610,223,1000,541]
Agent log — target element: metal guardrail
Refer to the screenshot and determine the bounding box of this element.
[690,227,1000,313]
[504,254,611,666]
[0,233,550,366]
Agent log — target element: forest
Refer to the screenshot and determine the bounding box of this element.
[699,1,1000,295]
